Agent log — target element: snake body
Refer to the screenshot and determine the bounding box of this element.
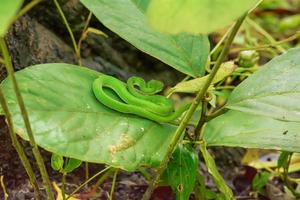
[92,75,190,123]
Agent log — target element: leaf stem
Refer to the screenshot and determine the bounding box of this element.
[52,0,78,61]
[141,13,248,200]
[0,37,54,200]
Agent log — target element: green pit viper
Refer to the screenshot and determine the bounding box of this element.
[92,75,190,123]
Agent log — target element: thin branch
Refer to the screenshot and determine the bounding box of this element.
[141,13,248,200]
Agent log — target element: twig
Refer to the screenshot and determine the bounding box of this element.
[141,13,248,200]
[0,37,54,200]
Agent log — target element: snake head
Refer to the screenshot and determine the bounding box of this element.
[128,76,164,95]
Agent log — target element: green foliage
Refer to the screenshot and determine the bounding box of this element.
[227,48,300,122]
[0,63,178,171]
[63,158,82,173]
[161,145,198,200]
[51,154,64,171]
[0,0,23,36]
[169,61,236,94]
[252,172,271,192]
[204,110,300,152]
[277,151,292,169]
[146,0,259,34]
[80,0,210,77]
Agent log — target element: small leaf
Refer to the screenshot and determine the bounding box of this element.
[0,0,24,36]
[63,158,82,173]
[0,63,178,171]
[252,172,271,192]
[169,61,236,94]
[277,151,291,169]
[161,145,198,200]
[146,0,259,34]
[80,0,210,77]
[51,154,64,171]
[200,142,233,200]
[204,110,300,153]
[227,48,300,122]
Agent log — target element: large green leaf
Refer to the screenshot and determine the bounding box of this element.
[0,0,24,36]
[227,48,300,122]
[204,110,300,152]
[146,0,258,34]
[80,0,210,77]
[161,145,198,200]
[0,63,178,171]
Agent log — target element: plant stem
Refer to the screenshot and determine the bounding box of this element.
[0,37,54,200]
[194,100,207,141]
[77,12,93,66]
[85,162,89,186]
[62,173,66,200]
[246,17,286,53]
[231,31,300,53]
[52,0,78,60]
[141,13,248,200]
[0,176,8,200]
[109,169,118,200]
[14,0,43,21]
[66,166,112,200]
[92,168,115,191]
[0,57,4,64]
[205,106,228,122]
[0,88,41,199]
